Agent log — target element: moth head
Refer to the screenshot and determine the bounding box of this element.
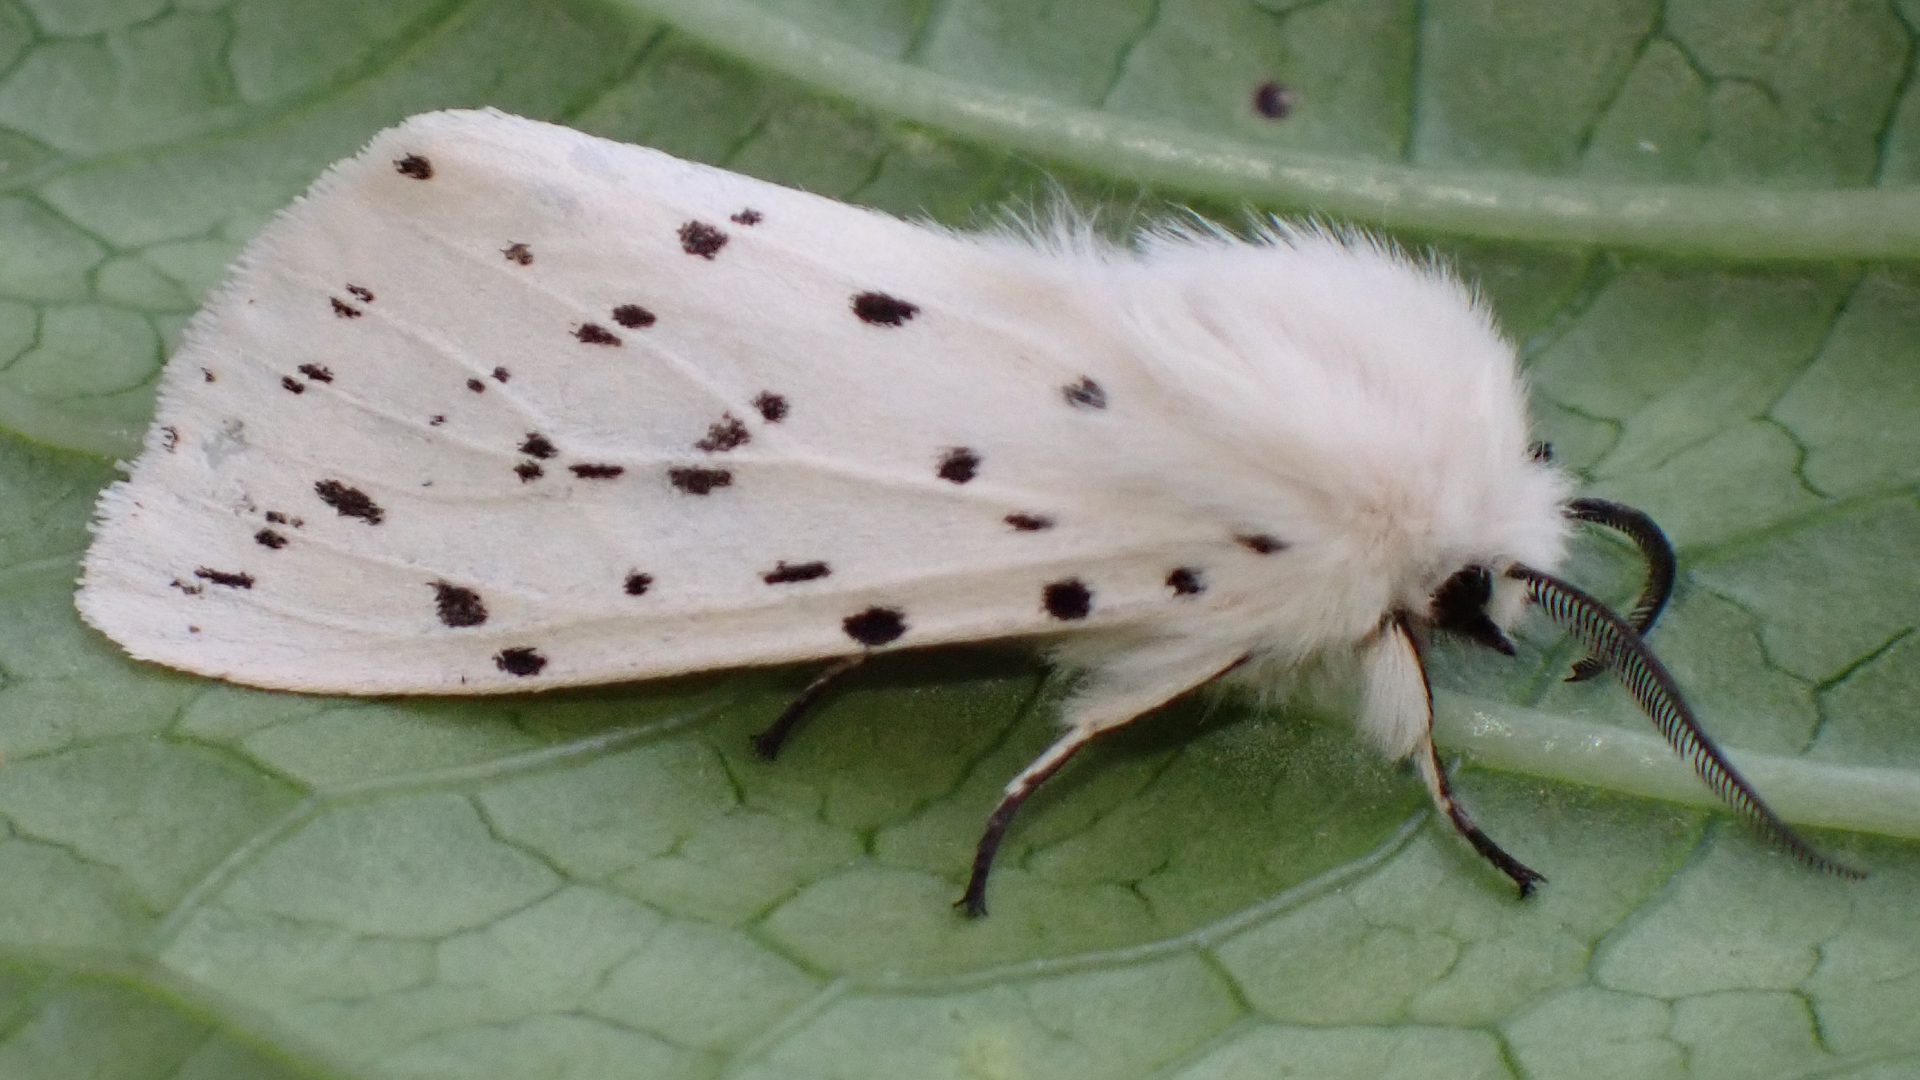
[1424,564,1517,655]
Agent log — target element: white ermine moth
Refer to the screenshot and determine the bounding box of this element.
[77,109,1858,915]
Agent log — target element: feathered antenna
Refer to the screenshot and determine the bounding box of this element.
[1562,498,1677,682]
[1507,563,1862,879]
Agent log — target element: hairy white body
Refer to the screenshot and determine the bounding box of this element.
[89,110,1782,914]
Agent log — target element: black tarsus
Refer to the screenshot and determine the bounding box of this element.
[1563,498,1676,681]
[956,653,1253,917]
[956,749,1082,919]
[1400,616,1545,896]
[751,655,868,761]
[1509,563,1863,881]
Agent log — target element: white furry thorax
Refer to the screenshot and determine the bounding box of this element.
[1012,224,1572,665]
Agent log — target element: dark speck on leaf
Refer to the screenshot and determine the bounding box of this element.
[1252,80,1294,119]
[395,154,433,179]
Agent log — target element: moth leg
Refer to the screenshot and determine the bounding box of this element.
[956,725,1091,918]
[956,646,1249,918]
[752,655,867,760]
[1371,617,1544,896]
[1418,736,1546,897]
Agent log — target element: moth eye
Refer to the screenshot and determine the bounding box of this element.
[1430,565,1493,625]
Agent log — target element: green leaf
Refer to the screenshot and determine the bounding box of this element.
[1,1,1917,1077]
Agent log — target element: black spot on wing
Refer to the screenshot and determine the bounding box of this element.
[195,567,254,589]
[695,414,750,453]
[315,479,384,524]
[467,378,485,393]
[429,415,446,426]
[264,511,300,526]
[570,463,624,479]
[1043,579,1092,620]
[282,376,306,394]
[1235,533,1288,554]
[432,581,488,627]
[852,292,918,326]
[575,323,621,345]
[170,578,204,596]
[611,304,656,329]
[1005,513,1053,531]
[1167,567,1205,596]
[937,447,979,484]
[515,462,544,482]
[844,607,906,646]
[503,242,533,265]
[753,392,788,422]
[330,297,362,318]
[624,572,653,596]
[254,529,287,550]
[494,647,546,677]
[519,433,557,459]
[762,560,830,584]
[1062,377,1106,409]
[730,208,762,225]
[298,364,333,383]
[160,426,179,452]
[679,220,728,258]
[346,284,374,303]
[202,368,215,382]
[492,367,511,383]
[394,154,433,179]
[669,467,732,495]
